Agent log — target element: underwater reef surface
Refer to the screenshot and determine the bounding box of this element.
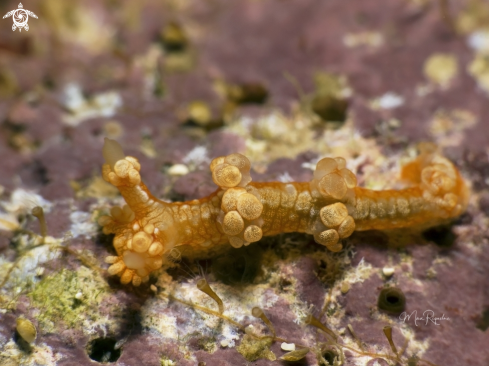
[0,0,488,365]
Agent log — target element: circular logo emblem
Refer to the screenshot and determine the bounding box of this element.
[12,8,28,28]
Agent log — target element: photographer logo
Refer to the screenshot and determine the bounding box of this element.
[3,3,38,32]
[399,310,450,326]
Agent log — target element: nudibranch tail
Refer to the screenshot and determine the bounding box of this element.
[98,139,468,286]
[351,143,468,231]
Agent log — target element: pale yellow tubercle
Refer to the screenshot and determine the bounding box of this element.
[98,138,468,286]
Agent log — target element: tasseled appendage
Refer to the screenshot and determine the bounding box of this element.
[210,153,265,248]
[218,186,264,248]
[210,153,252,189]
[309,157,357,251]
[310,157,357,200]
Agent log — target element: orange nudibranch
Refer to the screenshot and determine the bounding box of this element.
[98,139,468,286]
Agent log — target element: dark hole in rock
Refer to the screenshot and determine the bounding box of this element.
[476,308,489,331]
[228,83,268,105]
[279,277,292,291]
[43,75,55,90]
[211,244,262,285]
[2,121,40,153]
[72,298,83,309]
[322,349,338,365]
[311,95,348,123]
[316,256,343,285]
[31,160,50,185]
[181,101,224,133]
[160,22,188,53]
[20,160,50,186]
[182,118,224,133]
[91,127,103,137]
[197,336,216,352]
[386,295,400,304]
[422,225,456,247]
[87,337,121,363]
[378,287,406,315]
[3,121,26,134]
[182,119,206,129]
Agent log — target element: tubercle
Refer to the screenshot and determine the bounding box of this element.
[98,139,469,286]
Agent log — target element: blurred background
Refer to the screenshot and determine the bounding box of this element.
[0,0,488,365]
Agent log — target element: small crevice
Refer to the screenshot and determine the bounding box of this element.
[87,337,121,363]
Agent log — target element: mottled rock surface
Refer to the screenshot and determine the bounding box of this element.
[0,0,488,365]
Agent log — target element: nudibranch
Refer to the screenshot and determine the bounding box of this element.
[98,139,468,286]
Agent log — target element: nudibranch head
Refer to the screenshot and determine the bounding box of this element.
[103,225,171,286]
[104,230,163,286]
[99,138,177,286]
[100,202,180,286]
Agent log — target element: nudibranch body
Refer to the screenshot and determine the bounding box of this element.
[98,139,468,286]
